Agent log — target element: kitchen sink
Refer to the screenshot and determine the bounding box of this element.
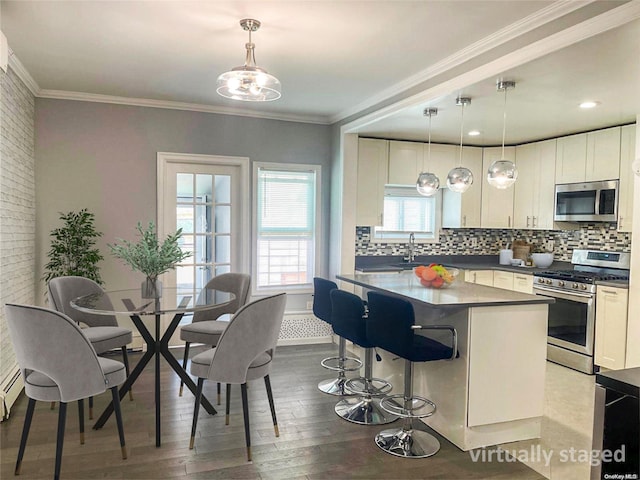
[390,262,423,270]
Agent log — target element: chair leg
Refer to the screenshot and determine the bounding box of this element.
[179,342,190,397]
[189,378,204,449]
[88,396,93,420]
[225,383,231,425]
[111,387,127,459]
[240,383,251,462]
[15,397,36,475]
[217,382,221,405]
[121,347,133,401]
[78,399,85,444]
[54,402,67,480]
[264,375,279,437]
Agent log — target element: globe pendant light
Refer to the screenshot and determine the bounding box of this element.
[487,80,518,189]
[447,97,474,193]
[416,108,440,197]
[216,19,281,102]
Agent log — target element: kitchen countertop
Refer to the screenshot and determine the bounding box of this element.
[337,271,554,309]
[596,367,640,397]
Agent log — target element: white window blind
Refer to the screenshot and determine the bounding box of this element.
[374,185,439,240]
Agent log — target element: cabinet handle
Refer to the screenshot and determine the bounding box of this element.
[619,216,623,228]
[600,289,618,295]
[526,216,530,228]
[533,216,537,228]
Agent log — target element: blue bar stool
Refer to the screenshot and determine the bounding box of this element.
[330,289,398,425]
[313,278,362,396]
[366,291,458,458]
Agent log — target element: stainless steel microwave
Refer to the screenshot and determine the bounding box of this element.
[554,180,618,222]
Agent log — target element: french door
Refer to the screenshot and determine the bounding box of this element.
[157,153,249,345]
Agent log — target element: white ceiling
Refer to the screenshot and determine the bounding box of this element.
[1,1,639,144]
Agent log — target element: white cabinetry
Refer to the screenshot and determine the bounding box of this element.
[595,285,629,370]
[513,273,534,294]
[442,146,483,228]
[356,138,388,226]
[513,139,556,230]
[493,271,514,290]
[388,141,422,185]
[481,147,515,228]
[555,133,587,184]
[555,127,621,184]
[465,270,494,287]
[617,125,636,232]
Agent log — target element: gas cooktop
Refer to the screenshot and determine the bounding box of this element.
[535,270,629,283]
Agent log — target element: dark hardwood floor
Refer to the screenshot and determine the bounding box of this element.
[0,344,543,479]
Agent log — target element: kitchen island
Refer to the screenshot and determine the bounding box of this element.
[337,271,553,451]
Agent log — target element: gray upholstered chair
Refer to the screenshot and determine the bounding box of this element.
[178,273,251,401]
[47,276,134,415]
[189,293,286,461]
[5,304,127,480]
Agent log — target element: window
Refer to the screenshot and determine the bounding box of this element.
[373,185,440,241]
[253,163,320,291]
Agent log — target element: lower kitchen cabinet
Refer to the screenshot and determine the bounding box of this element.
[595,285,629,370]
[465,270,494,287]
[493,271,514,290]
[513,273,534,294]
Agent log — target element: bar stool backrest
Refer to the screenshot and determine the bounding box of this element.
[313,277,337,324]
[330,289,372,348]
[366,291,415,359]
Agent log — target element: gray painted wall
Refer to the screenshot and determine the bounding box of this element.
[35,99,332,307]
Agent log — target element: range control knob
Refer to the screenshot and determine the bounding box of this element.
[580,284,588,291]
[545,279,552,285]
[537,278,545,283]
[558,281,565,287]
[572,283,579,289]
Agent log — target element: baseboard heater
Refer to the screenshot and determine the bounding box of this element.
[1,366,24,421]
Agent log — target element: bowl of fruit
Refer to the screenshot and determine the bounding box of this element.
[414,264,459,289]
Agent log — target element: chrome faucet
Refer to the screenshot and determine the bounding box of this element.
[405,232,416,263]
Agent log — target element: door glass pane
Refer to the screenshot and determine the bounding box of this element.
[215,205,231,233]
[196,174,213,200]
[175,265,194,289]
[179,235,194,261]
[196,266,212,290]
[215,235,231,263]
[194,235,212,264]
[177,205,194,233]
[215,175,231,203]
[215,265,230,276]
[177,173,193,198]
[195,205,211,234]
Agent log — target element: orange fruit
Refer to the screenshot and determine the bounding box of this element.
[414,265,426,277]
[420,278,432,287]
[421,268,437,281]
[431,276,445,288]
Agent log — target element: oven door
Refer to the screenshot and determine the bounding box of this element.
[533,285,595,355]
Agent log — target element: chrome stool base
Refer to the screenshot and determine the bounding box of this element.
[320,356,362,372]
[375,425,440,458]
[335,396,398,425]
[318,376,355,396]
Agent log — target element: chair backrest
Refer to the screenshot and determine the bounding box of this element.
[330,289,372,348]
[193,273,251,322]
[313,277,338,324]
[4,304,108,402]
[366,291,416,359]
[48,276,118,328]
[206,293,286,384]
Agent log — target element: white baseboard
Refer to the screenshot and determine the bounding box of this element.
[0,365,23,421]
[277,336,333,346]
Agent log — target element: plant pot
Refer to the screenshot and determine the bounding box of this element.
[141,278,162,299]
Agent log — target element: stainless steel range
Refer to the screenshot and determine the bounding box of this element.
[533,249,630,374]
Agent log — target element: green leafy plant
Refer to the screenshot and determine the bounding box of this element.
[43,209,104,285]
[108,222,191,282]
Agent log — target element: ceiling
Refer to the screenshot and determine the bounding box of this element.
[1,1,639,145]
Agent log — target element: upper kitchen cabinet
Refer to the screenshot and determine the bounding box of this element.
[388,141,423,185]
[424,143,456,184]
[618,124,636,232]
[513,139,556,230]
[555,127,621,184]
[442,146,483,228]
[356,138,389,226]
[481,146,515,228]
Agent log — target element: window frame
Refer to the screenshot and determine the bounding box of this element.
[251,162,322,295]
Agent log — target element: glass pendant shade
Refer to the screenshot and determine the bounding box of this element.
[487,159,518,189]
[217,19,281,102]
[447,167,474,193]
[416,172,440,196]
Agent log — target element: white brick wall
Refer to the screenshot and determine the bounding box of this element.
[0,66,36,388]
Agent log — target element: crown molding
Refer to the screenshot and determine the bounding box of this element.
[7,48,40,96]
[330,0,597,124]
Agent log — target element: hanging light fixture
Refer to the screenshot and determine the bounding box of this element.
[447,97,474,193]
[416,108,440,197]
[216,19,281,102]
[487,80,518,189]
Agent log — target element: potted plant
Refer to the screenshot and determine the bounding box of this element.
[108,221,191,298]
[43,209,104,286]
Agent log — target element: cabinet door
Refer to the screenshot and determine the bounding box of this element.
[595,286,628,370]
[586,127,621,182]
[481,146,515,228]
[442,146,483,228]
[356,139,388,226]
[513,274,533,294]
[424,143,456,183]
[617,125,636,232]
[513,143,536,229]
[388,141,422,185]
[474,270,494,287]
[555,133,587,184]
[532,139,557,230]
[493,271,514,290]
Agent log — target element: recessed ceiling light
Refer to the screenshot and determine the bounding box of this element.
[468,130,481,136]
[579,101,599,109]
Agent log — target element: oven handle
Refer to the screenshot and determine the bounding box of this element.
[533,286,594,302]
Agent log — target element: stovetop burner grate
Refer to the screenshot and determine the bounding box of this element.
[535,270,629,283]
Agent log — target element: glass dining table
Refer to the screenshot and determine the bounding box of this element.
[71,286,234,447]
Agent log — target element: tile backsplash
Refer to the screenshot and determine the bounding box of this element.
[355,224,631,262]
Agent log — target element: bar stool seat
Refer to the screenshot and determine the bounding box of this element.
[366,291,458,459]
[330,289,398,425]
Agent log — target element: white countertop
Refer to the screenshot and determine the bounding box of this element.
[337,271,554,309]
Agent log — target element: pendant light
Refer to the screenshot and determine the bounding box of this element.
[416,108,440,197]
[447,97,474,193]
[216,19,281,102]
[487,80,518,189]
